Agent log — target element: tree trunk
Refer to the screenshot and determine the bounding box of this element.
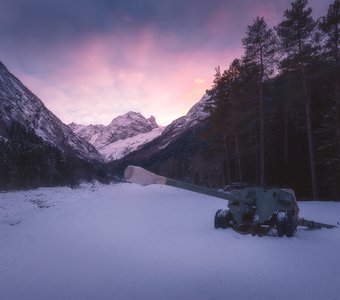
[223,134,232,190]
[259,82,265,187]
[333,18,339,198]
[335,80,340,198]
[284,100,289,164]
[302,67,318,200]
[333,8,339,178]
[235,133,243,187]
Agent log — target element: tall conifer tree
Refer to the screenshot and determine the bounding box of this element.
[320,0,340,197]
[242,17,278,187]
[320,0,340,62]
[276,0,319,199]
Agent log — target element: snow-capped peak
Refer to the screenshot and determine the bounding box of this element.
[69,112,163,161]
[107,111,157,129]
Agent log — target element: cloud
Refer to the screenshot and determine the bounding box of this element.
[195,79,205,84]
[0,0,332,126]
[17,27,227,126]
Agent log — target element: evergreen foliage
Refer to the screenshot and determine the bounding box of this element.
[0,120,110,190]
[204,0,339,199]
[242,16,278,187]
[319,0,340,62]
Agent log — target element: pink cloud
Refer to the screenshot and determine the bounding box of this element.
[18,26,241,126]
[6,0,331,128]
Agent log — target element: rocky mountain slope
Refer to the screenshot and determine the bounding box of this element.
[156,93,211,149]
[0,61,108,189]
[110,94,218,185]
[69,112,163,161]
[70,94,212,162]
[0,61,103,162]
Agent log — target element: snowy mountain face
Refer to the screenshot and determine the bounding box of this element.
[158,93,211,149]
[0,61,103,162]
[100,127,163,161]
[164,93,211,134]
[69,112,163,161]
[69,95,212,162]
[109,93,215,181]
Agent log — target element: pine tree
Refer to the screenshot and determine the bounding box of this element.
[242,17,278,187]
[206,61,240,186]
[320,1,340,153]
[276,0,320,199]
[227,60,260,186]
[320,0,340,62]
[319,0,340,197]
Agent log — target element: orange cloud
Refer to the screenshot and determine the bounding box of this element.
[195,79,205,84]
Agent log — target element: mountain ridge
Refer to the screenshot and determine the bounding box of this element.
[69,94,212,161]
[0,61,103,162]
[69,111,163,161]
[0,60,108,189]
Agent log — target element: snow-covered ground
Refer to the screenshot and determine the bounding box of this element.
[1,183,339,300]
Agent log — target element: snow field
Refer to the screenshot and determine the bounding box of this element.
[0,183,339,300]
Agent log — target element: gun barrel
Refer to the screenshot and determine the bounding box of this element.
[166,178,232,201]
[124,165,232,201]
[124,165,167,186]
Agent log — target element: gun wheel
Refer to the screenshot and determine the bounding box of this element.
[214,209,233,229]
[276,211,297,237]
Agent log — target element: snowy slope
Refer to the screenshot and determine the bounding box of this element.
[0,61,103,162]
[69,112,162,161]
[1,183,339,300]
[100,127,164,160]
[164,93,211,133]
[158,93,211,149]
[69,94,211,161]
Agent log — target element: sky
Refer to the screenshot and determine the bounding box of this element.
[0,0,332,126]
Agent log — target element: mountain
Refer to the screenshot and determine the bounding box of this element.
[0,61,108,189]
[99,127,163,161]
[110,94,221,185]
[0,61,103,162]
[69,112,163,161]
[156,93,211,149]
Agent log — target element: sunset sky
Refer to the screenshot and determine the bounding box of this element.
[0,0,331,126]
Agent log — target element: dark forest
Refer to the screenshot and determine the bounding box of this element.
[204,0,339,199]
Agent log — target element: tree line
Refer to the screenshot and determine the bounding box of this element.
[0,120,109,190]
[206,0,340,199]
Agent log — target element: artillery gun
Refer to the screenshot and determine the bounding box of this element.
[124,165,336,237]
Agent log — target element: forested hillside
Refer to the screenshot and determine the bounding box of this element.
[205,0,339,199]
[0,121,109,189]
[0,60,109,190]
